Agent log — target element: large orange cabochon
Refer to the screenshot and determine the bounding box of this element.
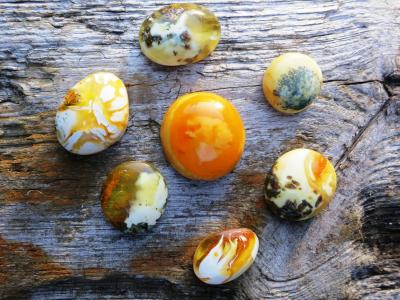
[161,92,245,180]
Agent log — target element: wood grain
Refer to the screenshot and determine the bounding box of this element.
[1,0,399,299]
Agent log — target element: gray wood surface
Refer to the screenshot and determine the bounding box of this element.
[1,0,399,299]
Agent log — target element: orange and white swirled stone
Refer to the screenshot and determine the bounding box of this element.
[193,228,259,285]
[55,72,129,155]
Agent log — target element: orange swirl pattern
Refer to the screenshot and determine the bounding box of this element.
[193,228,259,285]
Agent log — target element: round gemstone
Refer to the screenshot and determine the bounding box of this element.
[139,3,221,66]
[263,53,323,114]
[55,72,129,155]
[101,161,168,232]
[264,148,337,221]
[160,92,245,180]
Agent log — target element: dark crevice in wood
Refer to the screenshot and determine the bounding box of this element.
[339,79,384,86]
[384,72,400,87]
[5,273,235,300]
[203,84,261,92]
[334,74,398,169]
[360,184,400,247]
[323,78,348,83]
[334,96,392,169]
[0,77,26,105]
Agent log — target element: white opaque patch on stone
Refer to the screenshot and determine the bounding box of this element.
[197,236,235,285]
[100,86,115,102]
[196,142,218,162]
[63,131,84,151]
[119,87,128,98]
[55,72,129,155]
[124,172,168,228]
[79,142,104,155]
[55,109,76,142]
[90,127,107,141]
[94,72,116,85]
[110,110,127,122]
[92,102,110,127]
[106,124,120,135]
[110,97,127,111]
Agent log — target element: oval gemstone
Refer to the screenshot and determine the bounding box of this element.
[101,161,168,232]
[264,148,337,221]
[263,53,323,114]
[55,72,129,155]
[139,3,221,66]
[193,228,259,285]
[160,92,245,180]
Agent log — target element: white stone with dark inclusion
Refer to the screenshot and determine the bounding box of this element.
[139,3,221,66]
[264,149,337,221]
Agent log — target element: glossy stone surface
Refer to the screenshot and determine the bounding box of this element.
[101,161,168,233]
[139,3,221,66]
[263,53,323,114]
[55,72,129,155]
[160,92,245,181]
[193,228,259,285]
[264,148,337,221]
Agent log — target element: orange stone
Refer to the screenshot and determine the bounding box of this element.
[160,92,245,180]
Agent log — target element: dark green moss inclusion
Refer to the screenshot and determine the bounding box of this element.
[274,66,321,110]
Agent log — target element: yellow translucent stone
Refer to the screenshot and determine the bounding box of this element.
[263,53,323,114]
[139,3,221,66]
[264,148,337,221]
[193,228,259,285]
[55,72,129,155]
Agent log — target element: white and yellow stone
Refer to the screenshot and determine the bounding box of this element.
[55,72,129,155]
[101,161,168,233]
[264,148,337,221]
[139,3,221,66]
[193,228,259,285]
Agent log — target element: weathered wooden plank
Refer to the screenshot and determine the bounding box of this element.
[0,0,399,299]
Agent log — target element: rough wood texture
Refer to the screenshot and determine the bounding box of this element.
[1,0,399,299]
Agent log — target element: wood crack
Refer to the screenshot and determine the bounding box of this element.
[335,74,398,169]
[335,96,392,169]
